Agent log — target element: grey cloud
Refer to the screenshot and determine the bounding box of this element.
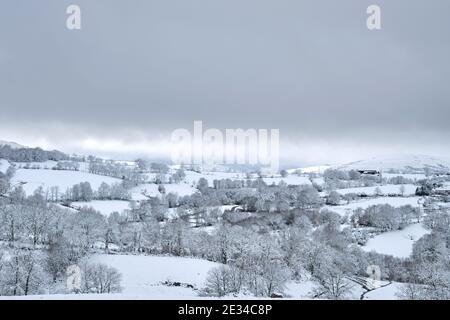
[0,0,449,165]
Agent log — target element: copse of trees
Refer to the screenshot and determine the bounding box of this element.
[0,145,68,162]
[351,204,421,231]
[88,161,144,185]
[326,191,341,205]
[399,211,450,299]
[0,168,15,196]
[96,182,131,201]
[169,168,186,184]
[55,161,80,171]
[78,262,122,294]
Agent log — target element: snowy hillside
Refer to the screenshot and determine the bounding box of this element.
[0,159,10,174]
[362,223,430,258]
[71,200,131,216]
[0,140,26,149]
[11,169,122,196]
[336,154,450,173]
[287,165,331,174]
[1,147,450,300]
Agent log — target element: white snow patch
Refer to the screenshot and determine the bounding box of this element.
[362,223,429,258]
[0,159,10,174]
[11,169,122,196]
[72,200,131,216]
[362,282,405,300]
[327,196,422,216]
[334,184,417,196]
[262,175,311,186]
[131,183,198,200]
[337,154,450,173]
[90,254,220,297]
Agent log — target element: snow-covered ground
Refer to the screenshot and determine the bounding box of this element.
[11,169,122,196]
[0,140,25,149]
[0,159,9,174]
[334,184,417,196]
[287,165,331,175]
[184,170,247,186]
[337,154,450,173]
[184,170,312,187]
[131,183,198,200]
[72,200,131,216]
[362,282,404,300]
[284,280,315,299]
[382,173,427,181]
[13,161,58,170]
[312,177,325,186]
[90,254,220,298]
[362,223,429,258]
[3,255,221,299]
[262,175,311,186]
[285,278,398,300]
[327,196,422,216]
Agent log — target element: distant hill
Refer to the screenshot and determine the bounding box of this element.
[335,154,450,173]
[0,140,27,149]
[0,139,68,162]
[287,165,331,175]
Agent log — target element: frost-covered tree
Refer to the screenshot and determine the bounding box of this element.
[311,248,355,300]
[80,262,122,294]
[0,174,10,196]
[203,265,235,297]
[97,182,111,200]
[197,177,209,194]
[66,207,107,252]
[0,250,49,296]
[325,191,341,206]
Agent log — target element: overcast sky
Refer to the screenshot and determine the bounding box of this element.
[0,0,449,166]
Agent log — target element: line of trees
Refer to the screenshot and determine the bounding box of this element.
[350,204,421,232]
[88,161,145,185]
[0,145,68,162]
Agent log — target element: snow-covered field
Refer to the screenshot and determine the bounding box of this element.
[131,182,198,200]
[362,282,404,300]
[285,278,400,300]
[0,159,9,174]
[382,173,426,181]
[337,154,450,173]
[362,223,429,258]
[72,200,131,216]
[90,254,220,298]
[262,175,311,186]
[184,170,247,186]
[327,196,422,216]
[0,255,221,300]
[182,170,312,187]
[287,165,331,175]
[334,184,417,196]
[11,169,122,196]
[13,160,57,170]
